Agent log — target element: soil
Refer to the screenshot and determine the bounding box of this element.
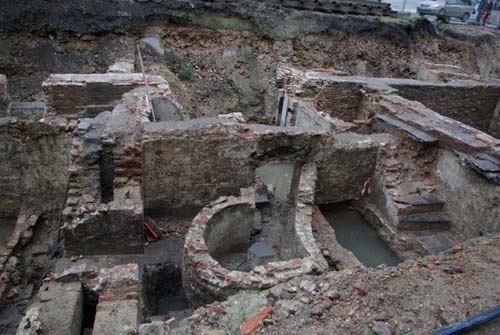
[1,1,499,120]
[172,234,500,335]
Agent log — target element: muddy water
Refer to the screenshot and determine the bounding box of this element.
[255,163,294,201]
[0,222,16,247]
[322,207,401,267]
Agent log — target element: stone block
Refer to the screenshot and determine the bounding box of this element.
[37,281,83,335]
[93,300,140,335]
[63,206,144,256]
[138,321,165,335]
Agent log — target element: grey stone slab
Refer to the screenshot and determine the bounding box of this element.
[93,300,140,335]
[416,233,454,255]
[37,281,83,335]
[138,321,165,335]
[398,212,450,231]
[375,114,439,144]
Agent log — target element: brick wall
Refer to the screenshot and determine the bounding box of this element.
[392,84,500,136]
[42,73,170,118]
[315,83,363,122]
[142,121,323,211]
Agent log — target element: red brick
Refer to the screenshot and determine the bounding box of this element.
[206,305,225,314]
[240,306,273,335]
[352,285,368,296]
[213,267,228,278]
[98,295,115,303]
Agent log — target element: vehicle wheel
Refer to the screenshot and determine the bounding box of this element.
[462,12,470,22]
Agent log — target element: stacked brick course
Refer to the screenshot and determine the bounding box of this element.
[42,73,171,118]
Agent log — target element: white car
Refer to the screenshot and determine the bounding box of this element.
[417,0,473,21]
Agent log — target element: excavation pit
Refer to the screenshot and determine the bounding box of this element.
[320,204,401,267]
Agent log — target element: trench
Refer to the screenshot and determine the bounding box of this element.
[81,287,98,335]
[141,263,193,324]
[320,205,401,267]
[140,208,198,324]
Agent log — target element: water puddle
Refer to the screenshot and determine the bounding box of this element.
[142,37,165,55]
[255,163,294,201]
[321,206,401,267]
[216,241,276,272]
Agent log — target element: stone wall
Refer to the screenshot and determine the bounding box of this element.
[436,149,500,240]
[16,281,83,335]
[315,133,386,204]
[18,263,142,335]
[0,117,73,218]
[60,83,179,256]
[391,84,500,136]
[142,120,323,211]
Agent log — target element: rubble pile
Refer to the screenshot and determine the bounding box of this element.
[172,235,500,335]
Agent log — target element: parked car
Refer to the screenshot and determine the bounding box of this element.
[417,0,473,21]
